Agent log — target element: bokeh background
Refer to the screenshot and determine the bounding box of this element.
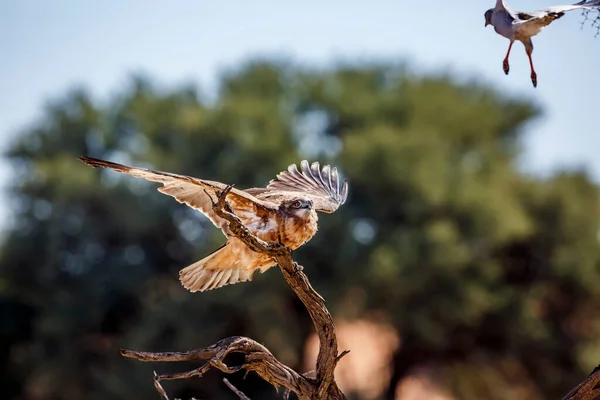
[2,1,600,399]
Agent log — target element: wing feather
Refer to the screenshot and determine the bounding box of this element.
[515,0,600,27]
[79,156,277,235]
[285,163,316,191]
[246,160,349,213]
[301,160,322,188]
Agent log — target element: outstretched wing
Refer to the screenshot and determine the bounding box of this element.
[515,11,565,30]
[245,160,349,213]
[516,0,600,27]
[79,156,277,235]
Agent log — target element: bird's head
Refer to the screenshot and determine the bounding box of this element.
[282,198,314,217]
[484,9,493,27]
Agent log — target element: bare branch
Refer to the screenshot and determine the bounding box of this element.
[581,8,600,37]
[223,378,251,400]
[120,185,347,399]
[562,364,600,400]
[153,371,169,400]
[122,336,313,399]
[336,350,351,363]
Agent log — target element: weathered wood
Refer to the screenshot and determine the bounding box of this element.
[561,364,600,400]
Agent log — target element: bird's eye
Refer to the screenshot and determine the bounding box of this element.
[292,201,302,208]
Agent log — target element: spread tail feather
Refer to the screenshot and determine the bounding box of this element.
[179,243,255,292]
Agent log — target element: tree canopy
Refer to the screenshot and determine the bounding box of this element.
[1,59,599,400]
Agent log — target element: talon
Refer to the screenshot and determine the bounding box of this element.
[503,60,510,75]
[531,72,537,88]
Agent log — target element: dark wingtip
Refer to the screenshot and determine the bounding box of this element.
[78,156,130,172]
[79,156,99,167]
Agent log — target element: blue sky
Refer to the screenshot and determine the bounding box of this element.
[1,0,599,229]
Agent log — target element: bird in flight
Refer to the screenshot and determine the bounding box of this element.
[484,0,600,87]
[80,156,348,292]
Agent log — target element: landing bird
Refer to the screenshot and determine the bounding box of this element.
[484,0,600,87]
[80,156,348,292]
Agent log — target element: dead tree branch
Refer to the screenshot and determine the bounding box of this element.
[121,185,347,399]
[223,378,251,400]
[561,364,600,400]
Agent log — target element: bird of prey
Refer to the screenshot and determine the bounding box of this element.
[484,0,600,87]
[79,156,348,292]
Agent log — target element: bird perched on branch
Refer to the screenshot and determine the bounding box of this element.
[484,0,600,87]
[80,156,348,292]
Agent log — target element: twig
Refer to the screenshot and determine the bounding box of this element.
[120,185,347,400]
[223,378,251,400]
[581,8,600,38]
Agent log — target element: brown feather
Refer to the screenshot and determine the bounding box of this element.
[179,239,275,292]
[79,156,277,235]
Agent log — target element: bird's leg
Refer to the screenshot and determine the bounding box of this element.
[503,41,514,75]
[526,49,537,88]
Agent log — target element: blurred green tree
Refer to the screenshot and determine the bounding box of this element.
[0,59,598,400]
